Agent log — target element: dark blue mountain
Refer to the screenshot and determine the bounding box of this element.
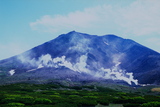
[0,31,160,86]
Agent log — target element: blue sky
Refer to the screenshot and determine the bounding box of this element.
[0,0,160,60]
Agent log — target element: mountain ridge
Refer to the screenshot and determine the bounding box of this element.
[0,31,160,86]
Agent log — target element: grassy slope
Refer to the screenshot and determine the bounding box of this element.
[0,83,160,107]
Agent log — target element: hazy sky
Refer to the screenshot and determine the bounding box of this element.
[0,0,160,60]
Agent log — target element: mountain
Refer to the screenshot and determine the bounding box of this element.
[0,31,160,86]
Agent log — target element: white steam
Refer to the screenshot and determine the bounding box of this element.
[100,64,138,85]
[17,51,39,67]
[52,55,74,70]
[17,53,138,85]
[52,54,89,73]
[73,55,90,73]
[99,54,138,85]
[19,53,90,73]
[69,33,91,52]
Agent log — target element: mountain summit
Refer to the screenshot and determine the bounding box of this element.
[0,31,160,86]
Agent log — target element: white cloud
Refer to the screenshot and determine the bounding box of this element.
[30,0,160,37]
[118,0,160,36]
[30,8,99,34]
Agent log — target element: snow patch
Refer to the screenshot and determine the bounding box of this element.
[9,70,15,76]
[104,41,109,45]
[139,84,151,86]
[38,64,44,69]
[27,65,44,72]
[27,68,37,72]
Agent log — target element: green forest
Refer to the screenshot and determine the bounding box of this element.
[0,83,160,107]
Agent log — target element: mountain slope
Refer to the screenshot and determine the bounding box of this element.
[0,31,160,85]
